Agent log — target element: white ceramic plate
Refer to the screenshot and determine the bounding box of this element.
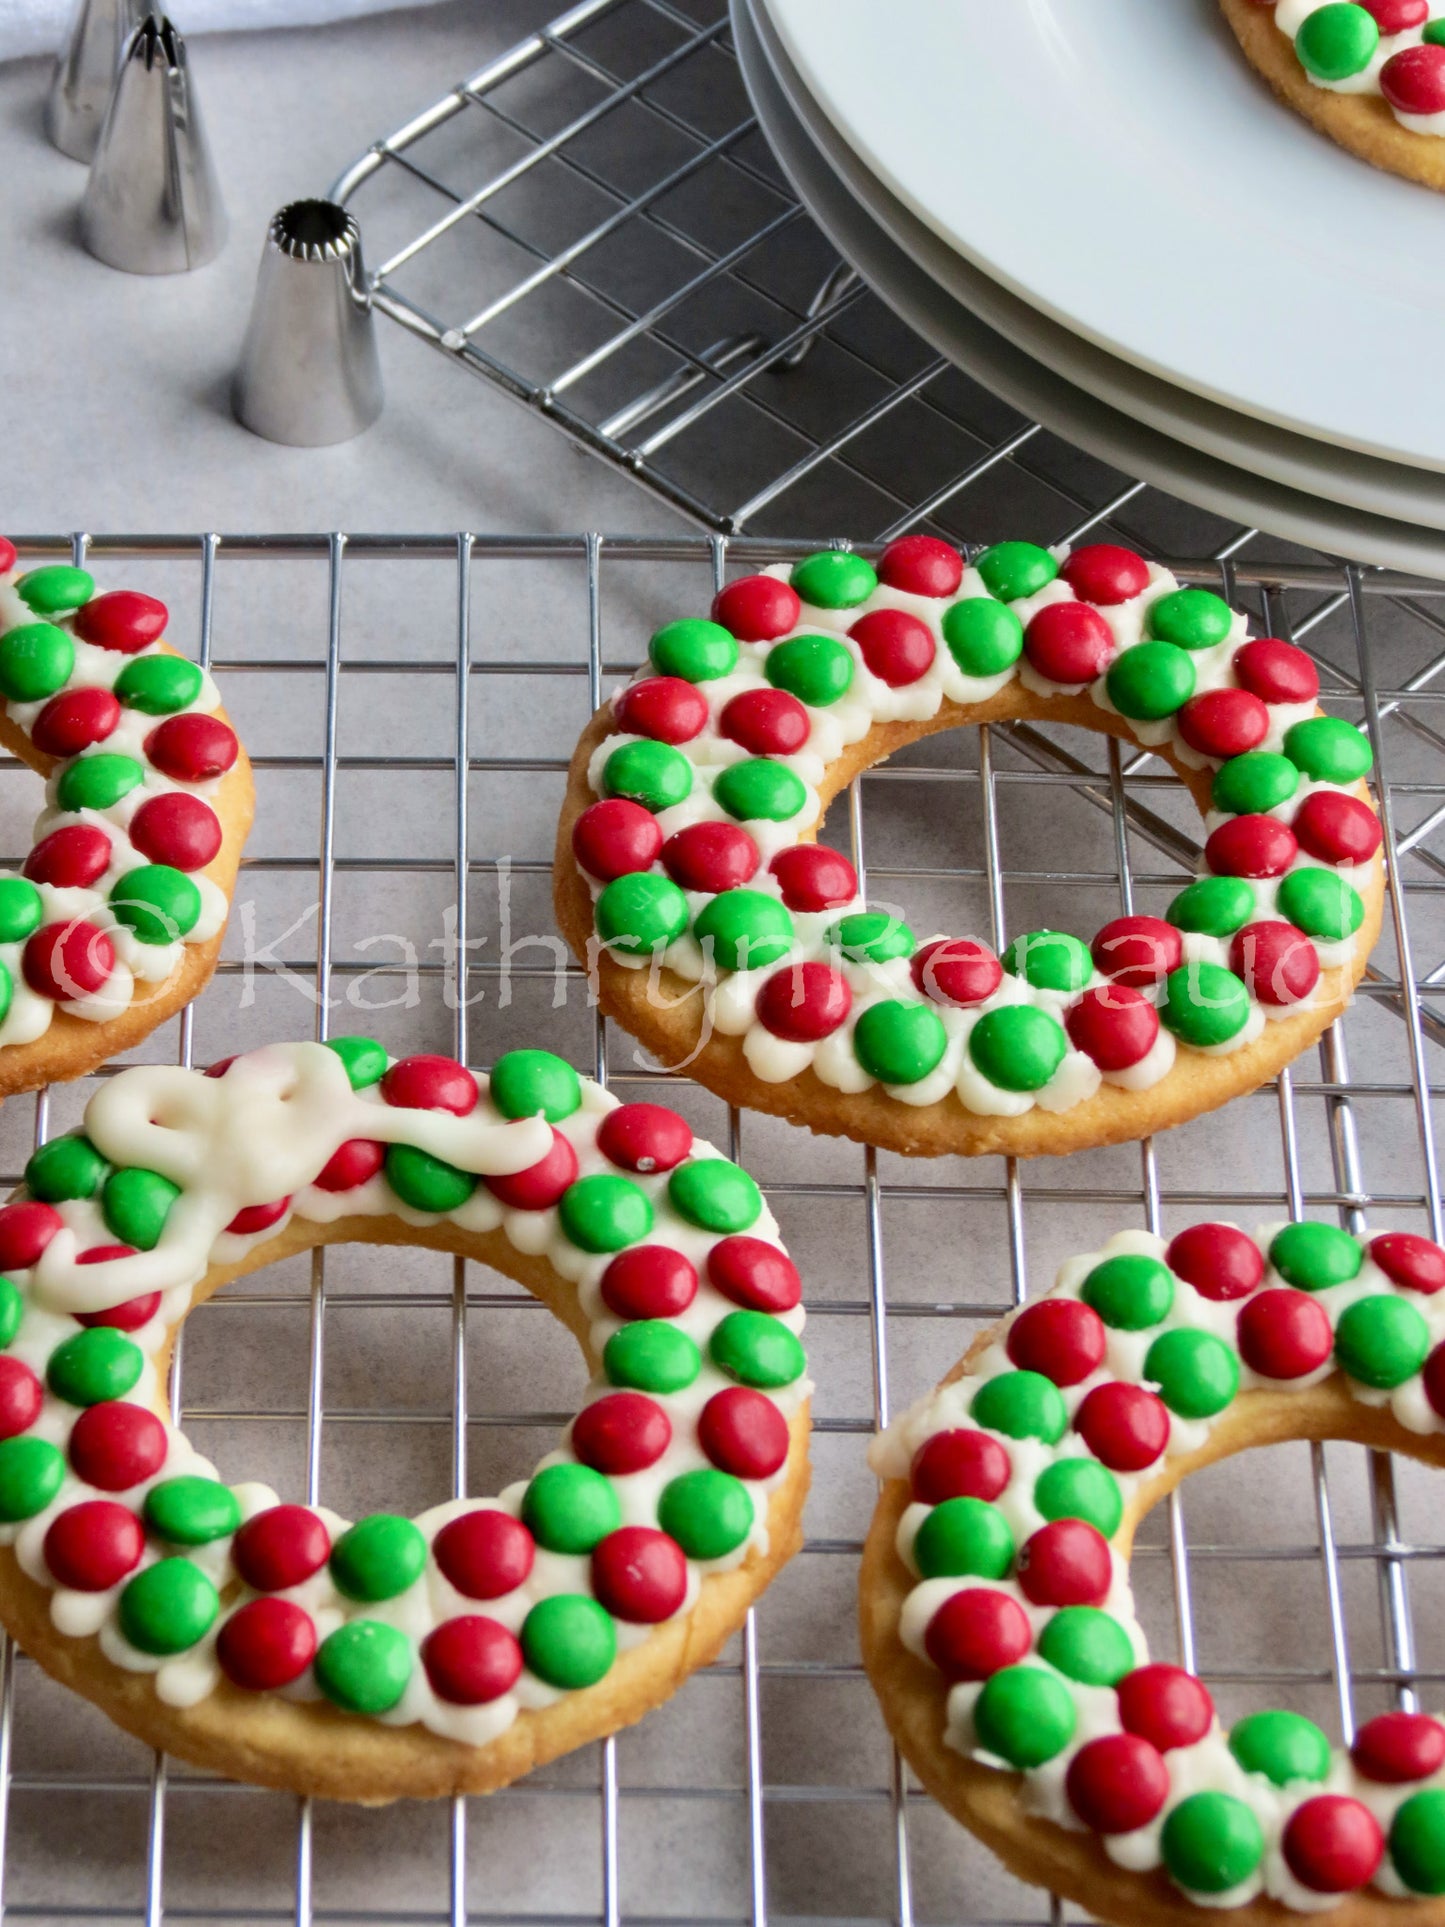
[759,0,1445,475]
[734,0,1445,578]
[746,0,1445,534]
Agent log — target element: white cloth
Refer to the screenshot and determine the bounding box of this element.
[2,0,442,61]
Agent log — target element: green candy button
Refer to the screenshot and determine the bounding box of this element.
[1159,963,1251,1048]
[658,1468,754,1560]
[765,634,854,707]
[973,1665,1075,1768]
[1228,1709,1331,1787]
[1037,1606,1134,1687]
[1276,868,1364,944]
[602,739,692,812]
[384,1143,475,1213]
[0,1437,64,1521]
[523,1463,621,1554]
[490,1049,581,1123]
[1147,588,1233,651]
[560,1174,653,1253]
[975,541,1057,604]
[1081,1253,1175,1331]
[144,1477,241,1546]
[114,654,203,715]
[827,911,915,966]
[1161,1792,1265,1895]
[0,1279,21,1350]
[1295,3,1379,81]
[713,759,808,824]
[941,598,1024,678]
[968,1005,1068,1091]
[1107,641,1195,721]
[709,1310,805,1388]
[521,1593,616,1690]
[324,1035,387,1089]
[912,1495,1014,1581]
[330,1514,427,1601]
[26,1132,107,1203]
[0,623,75,702]
[1391,1790,1445,1896]
[1333,1294,1430,1390]
[16,565,93,615]
[1284,716,1372,785]
[0,877,42,945]
[1269,1222,1362,1291]
[669,1159,762,1234]
[119,1558,219,1655]
[1033,1458,1124,1537]
[1001,928,1091,994]
[102,1167,180,1250]
[789,551,877,610]
[1144,1328,1239,1419]
[692,889,793,972]
[595,873,689,956]
[56,753,144,814]
[109,865,201,945]
[603,1320,701,1394]
[853,999,947,1086]
[1427,17,1445,43]
[649,617,738,683]
[0,959,13,1029]
[970,1368,1067,1444]
[1211,750,1299,817]
[315,1619,412,1713]
[47,1327,143,1406]
[1166,876,1255,938]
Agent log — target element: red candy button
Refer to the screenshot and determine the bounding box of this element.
[432,1508,535,1601]
[225,1197,292,1236]
[662,820,759,893]
[712,575,801,642]
[1090,914,1183,988]
[572,1391,672,1475]
[1065,983,1160,1072]
[0,1200,62,1270]
[1006,1297,1107,1387]
[1370,1231,1445,1296]
[74,590,167,654]
[1059,544,1150,607]
[1233,638,1319,706]
[755,962,851,1042]
[1205,813,1298,879]
[127,792,223,872]
[1283,1796,1384,1895]
[924,1587,1032,1681]
[1117,1664,1215,1751]
[381,1053,477,1116]
[145,713,238,783]
[707,1236,802,1312]
[1352,1710,1445,1783]
[0,539,14,575]
[233,1504,331,1592]
[719,687,811,755]
[614,676,709,745]
[1177,687,1269,761]
[1229,920,1321,1008]
[770,844,858,913]
[910,936,1003,1007]
[313,1137,386,1193]
[910,1428,1011,1505]
[1074,1381,1170,1471]
[598,1102,693,1174]
[698,1386,790,1480]
[24,920,115,1000]
[591,1525,688,1623]
[76,1286,159,1329]
[484,1127,578,1209]
[877,534,964,598]
[25,823,112,890]
[218,1596,317,1691]
[422,1614,523,1703]
[1023,602,1114,684]
[1237,1288,1333,1380]
[1363,0,1428,24]
[1067,1733,1170,1835]
[572,798,664,882]
[1017,1518,1112,1607]
[1166,1222,1263,1301]
[849,608,936,686]
[31,686,121,758]
[1427,1340,1445,1419]
[1293,791,1381,867]
[1382,42,1445,116]
[45,1499,143,1590]
[0,1356,43,1437]
[67,1400,168,1490]
[600,1245,698,1321]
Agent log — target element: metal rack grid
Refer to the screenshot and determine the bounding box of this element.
[0,528,1435,1926]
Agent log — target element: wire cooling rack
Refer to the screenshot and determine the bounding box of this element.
[0,528,1435,1927]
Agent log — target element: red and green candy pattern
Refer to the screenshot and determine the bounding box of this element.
[574,535,1380,1119]
[875,1220,1445,1909]
[1252,1,1445,128]
[0,1040,808,1742]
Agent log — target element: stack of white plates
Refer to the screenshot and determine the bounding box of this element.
[735,0,1445,576]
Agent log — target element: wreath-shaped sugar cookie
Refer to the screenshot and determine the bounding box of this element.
[0,540,252,1093]
[555,536,1384,1159]
[862,1219,1445,1920]
[0,1039,809,1801]
[1222,0,1445,190]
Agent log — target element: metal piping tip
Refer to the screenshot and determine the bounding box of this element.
[232,200,384,446]
[46,0,144,162]
[80,14,227,275]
